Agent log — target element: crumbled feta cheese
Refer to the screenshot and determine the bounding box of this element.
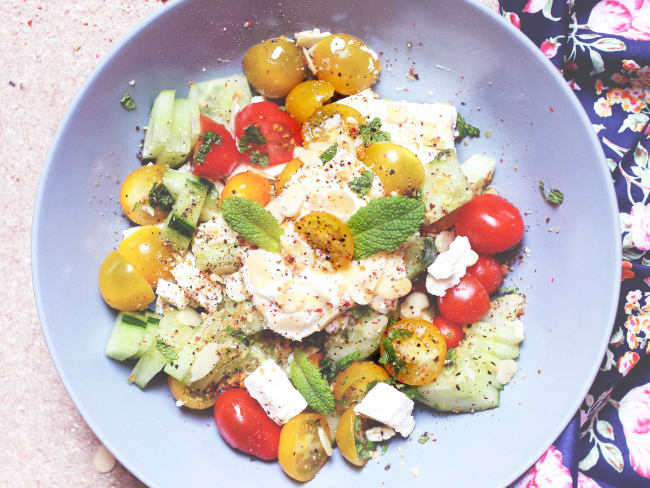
[400,292,430,319]
[365,426,396,442]
[354,383,415,437]
[156,279,189,309]
[224,270,250,302]
[171,254,223,312]
[425,236,478,297]
[244,360,308,424]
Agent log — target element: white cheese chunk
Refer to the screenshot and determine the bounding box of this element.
[155,279,189,309]
[244,359,308,425]
[425,236,478,297]
[400,292,430,319]
[171,255,223,312]
[365,426,396,442]
[354,383,415,437]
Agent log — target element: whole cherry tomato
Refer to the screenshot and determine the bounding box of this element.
[437,274,490,325]
[466,255,504,295]
[213,388,281,461]
[234,101,302,166]
[192,116,244,179]
[454,194,524,254]
[433,315,465,349]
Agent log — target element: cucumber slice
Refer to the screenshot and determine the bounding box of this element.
[129,347,167,389]
[142,90,175,160]
[188,84,201,146]
[158,98,192,168]
[325,312,389,362]
[105,312,148,361]
[161,178,209,251]
[420,149,473,225]
[163,168,219,223]
[192,74,253,126]
[156,314,195,351]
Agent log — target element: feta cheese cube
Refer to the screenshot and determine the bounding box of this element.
[354,383,415,437]
[155,279,189,309]
[425,236,479,297]
[365,426,396,442]
[244,360,307,425]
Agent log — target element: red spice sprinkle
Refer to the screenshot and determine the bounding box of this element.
[27,20,32,27]
[549,106,554,112]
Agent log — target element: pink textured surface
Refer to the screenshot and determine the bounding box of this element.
[1,1,164,486]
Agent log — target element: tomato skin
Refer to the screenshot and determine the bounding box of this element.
[467,255,504,295]
[433,315,465,349]
[221,171,273,207]
[120,165,168,226]
[192,116,244,179]
[213,389,281,461]
[98,251,155,311]
[234,101,302,166]
[437,274,490,325]
[454,194,524,254]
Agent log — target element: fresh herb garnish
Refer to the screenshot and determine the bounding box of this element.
[225,325,251,345]
[248,150,270,167]
[499,286,520,295]
[396,383,425,401]
[221,196,284,252]
[347,196,425,259]
[378,328,413,375]
[418,434,430,444]
[194,130,222,164]
[238,124,266,152]
[354,415,377,460]
[348,170,375,196]
[148,182,175,212]
[278,106,288,113]
[155,341,178,362]
[289,349,336,414]
[320,144,338,162]
[455,113,480,141]
[120,93,136,111]
[320,351,362,383]
[350,305,373,320]
[358,117,391,146]
[538,181,564,205]
[445,348,457,362]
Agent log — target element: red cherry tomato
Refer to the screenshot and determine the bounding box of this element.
[213,388,281,461]
[234,101,303,166]
[192,116,244,179]
[437,274,490,325]
[454,194,524,254]
[433,315,465,349]
[467,255,504,295]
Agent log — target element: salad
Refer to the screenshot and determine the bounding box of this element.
[98,30,526,481]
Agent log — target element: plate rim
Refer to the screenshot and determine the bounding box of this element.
[31,1,622,486]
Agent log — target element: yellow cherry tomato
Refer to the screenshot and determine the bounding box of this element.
[362,142,424,195]
[167,376,215,410]
[302,103,366,144]
[98,251,155,311]
[336,407,369,467]
[278,413,331,482]
[312,34,381,95]
[380,319,447,385]
[120,164,169,226]
[242,38,306,98]
[285,80,335,124]
[221,171,273,206]
[295,212,353,270]
[275,158,303,193]
[333,362,390,409]
[117,226,174,287]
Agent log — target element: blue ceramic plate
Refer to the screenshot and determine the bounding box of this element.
[32,0,621,486]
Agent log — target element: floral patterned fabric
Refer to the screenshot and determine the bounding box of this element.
[494,1,650,486]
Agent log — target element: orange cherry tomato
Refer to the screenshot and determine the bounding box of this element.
[221,171,273,206]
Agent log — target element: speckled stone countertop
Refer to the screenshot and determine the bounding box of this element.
[1,2,163,486]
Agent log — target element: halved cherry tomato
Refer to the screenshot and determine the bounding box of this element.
[117,226,174,287]
[221,171,273,206]
[437,274,490,325]
[333,362,389,410]
[295,211,354,270]
[433,315,465,349]
[467,254,504,295]
[168,376,215,410]
[336,407,368,467]
[213,388,281,461]
[191,115,244,179]
[234,101,302,166]
[120,164,168,226]
[278,413,330,482]
[98,251,155,311]
[454,194,524,254]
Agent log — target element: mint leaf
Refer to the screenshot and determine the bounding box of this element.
[155,341,178,362]
[120,93,136,111]
[353,415,376,460]
[348,170,374,196]
[320,144,338,162]
[350,305,372,320]
[194,130,222,164]
[238,124,266,152]
[455,113,480,141]
[221,196,283,252]
[249,150,269,167]
[148,182,175,212]
[347,196,425,259]
[225,325,251,345]
[358,118,390,146]
[379,328,413,375]
[539,181,564,205]
[290,349,335,414]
